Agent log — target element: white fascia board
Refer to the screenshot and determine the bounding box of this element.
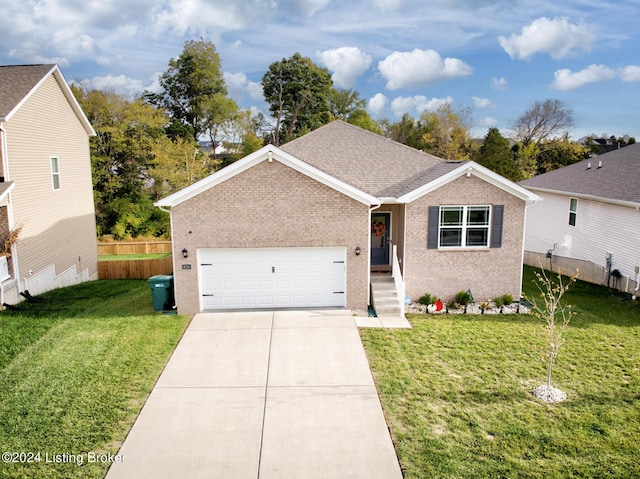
[51,66,96,136]
[526,186,640,210]
[398,161,541,205]
[155,145,380,208]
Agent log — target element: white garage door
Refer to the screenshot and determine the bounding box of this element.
[198,247,347,310]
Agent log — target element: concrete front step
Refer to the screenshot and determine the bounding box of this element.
[371,275,402,316]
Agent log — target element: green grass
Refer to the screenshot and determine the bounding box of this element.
[361,266,640,478]
[98,253,171,261]
[0,280,189,479]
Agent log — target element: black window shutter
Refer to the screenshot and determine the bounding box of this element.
[427,206,439,249]
[490,205,504,248]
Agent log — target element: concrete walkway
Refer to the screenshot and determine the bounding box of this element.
[106,310,403,479]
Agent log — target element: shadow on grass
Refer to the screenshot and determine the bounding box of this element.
[522,265,640,328]
[1,280,159,320]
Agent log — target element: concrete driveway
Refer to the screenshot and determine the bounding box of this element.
[106,310,403,479]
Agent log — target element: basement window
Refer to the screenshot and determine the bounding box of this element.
[51,156,60,190]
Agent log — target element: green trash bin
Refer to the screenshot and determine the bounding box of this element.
[148,274,174,311]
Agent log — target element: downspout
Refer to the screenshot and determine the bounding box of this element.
[157,204,178,309]
[0,124,20,293]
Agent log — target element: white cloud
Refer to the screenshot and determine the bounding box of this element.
[153,0,273,36]
[620,65,640,82]
[490,77,507,91]
[472,97,495,108]
[77,74,153,99]
[378,49,472,90]
[224,72,264,101]
[498,17,595,60]
[550,64,616,91]
[374,0,403,11]
[368,93,388,116]
[478,117,498,128]
[317,47,372,88]
[390,95,453,117]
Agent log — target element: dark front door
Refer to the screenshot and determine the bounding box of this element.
[371,212,390,266]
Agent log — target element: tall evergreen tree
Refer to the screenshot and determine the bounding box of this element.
[477,127,520,181]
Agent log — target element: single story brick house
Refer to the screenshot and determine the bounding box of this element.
[156,120,539,316]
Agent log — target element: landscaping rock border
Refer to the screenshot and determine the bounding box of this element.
[406,301,530,315]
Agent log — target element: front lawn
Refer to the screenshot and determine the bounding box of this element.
[0,280,189,479]
[361,266,640,478]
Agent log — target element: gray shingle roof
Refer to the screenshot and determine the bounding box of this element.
[280,120,451,197]
[0,64,55,119]
[519,143,640,205]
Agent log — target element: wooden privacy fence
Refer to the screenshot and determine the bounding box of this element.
[98,255,173,280]
[98,241,173,256]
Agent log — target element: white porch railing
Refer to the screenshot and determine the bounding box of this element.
[391,245,405,316]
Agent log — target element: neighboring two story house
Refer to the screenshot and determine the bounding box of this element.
[520,144,640,295]
[0,64,98,305]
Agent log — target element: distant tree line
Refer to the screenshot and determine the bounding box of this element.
[75,39,635,239]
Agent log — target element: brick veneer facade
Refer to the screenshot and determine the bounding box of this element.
[171,159,370,315]
[403,175,526,303]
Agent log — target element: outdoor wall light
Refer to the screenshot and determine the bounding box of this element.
[355,246,361,256]
[182,248,189,258]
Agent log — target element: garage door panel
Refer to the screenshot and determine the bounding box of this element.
[199,247,346,310]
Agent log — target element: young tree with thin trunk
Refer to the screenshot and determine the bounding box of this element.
[526,268,577,402]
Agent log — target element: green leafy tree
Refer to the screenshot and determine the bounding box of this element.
[512,141,539,180]
[328,88,381,133]
[262,52,333,145]
[420,104,473,160]
[383,114,427,150]
[74,86,170,238]
[149,136,211,200]
[147,39,228,141]
[476,128,520,181]
[537,135,590,174]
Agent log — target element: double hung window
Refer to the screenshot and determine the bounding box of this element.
[439,205,491,248]
[51,156,61,190]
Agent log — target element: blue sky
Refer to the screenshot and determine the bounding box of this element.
[2,0,639,139]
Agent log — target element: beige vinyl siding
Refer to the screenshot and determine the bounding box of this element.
[4,74,97,282]
[525,191,640,280]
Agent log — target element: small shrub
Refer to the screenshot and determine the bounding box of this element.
[493,296,505,308]
[448,301,461,310]
[455,290,473,306]
[502,293,514,305]
[418,293,431,305]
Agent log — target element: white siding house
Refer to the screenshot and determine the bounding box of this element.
[520,144,640,295]
[0,64,97,305]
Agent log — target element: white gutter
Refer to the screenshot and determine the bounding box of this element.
[0,124,20,289]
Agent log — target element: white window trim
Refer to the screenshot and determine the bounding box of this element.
[51,156,61,190]
[438,205,492,249]
[569,197,578,226]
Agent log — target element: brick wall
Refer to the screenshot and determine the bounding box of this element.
[404,175,526,303]
[171,159,370,315]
